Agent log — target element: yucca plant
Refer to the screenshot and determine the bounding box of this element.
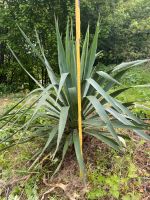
[0,20,150,179]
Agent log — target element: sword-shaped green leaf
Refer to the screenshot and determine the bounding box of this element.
[87,96,121,145]
[54,106,69,156]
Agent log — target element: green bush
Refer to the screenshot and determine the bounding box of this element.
[0,20,150,179]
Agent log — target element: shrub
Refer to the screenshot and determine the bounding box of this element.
[0,20,149,179]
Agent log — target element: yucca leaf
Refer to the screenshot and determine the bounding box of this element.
[82,71,108,112]
[83,21,99,79]
[122,102,134,108]
[101,87,144,106]
[134,129,150,140]
[113,59,150,72]
[43,54,58,87]
[11,97,41,128]
[83,101,93,116]
[73,130,86,180]
[45,100,60,116]
[109,87,131,98]
[24,85,58,129]
[83,116,147,130]
[0,96,39,129]
[111,120,147,130]
[0,136,37,152]
[90,80,143,124]
[54,106,69,156]
[65,20,76,85]
[65,20,70,59]
[106,108,150,140]
[1,87,42,120]
[133,84,150,88]
[106,108,145,128]
[46,94,62,111]
[52,134,72,178]
[111,98,142,124]
[83,117,106,128]
[85,131,121,151]
[18,25,57,86]
[103,69,129,92]
[35,29,58,86]
[69,40,77,87]
[17,25,43,62]
[106,108,134,125]
[83,82,90,97]
[8,45,43,89]
[20,25,57,83]
[87,78,121,112]
[56,73,69,102]
[55,19,68,74]
[29,126,58,169]
[0,131,17,144]
[87,96,121,145]
[65,19,76,87]
[96,71,121,85]
[81,25,89,79]
[134,103,150,111]
[68,87,78,121]
[0,98,26,121]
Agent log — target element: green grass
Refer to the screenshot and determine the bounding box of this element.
[121,64,150,86]
[86,139,148,200]
[117,87,150,118]
[0,128,149,199]
[115,64,150,118]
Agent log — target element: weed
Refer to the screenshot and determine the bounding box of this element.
[87,143,143,200]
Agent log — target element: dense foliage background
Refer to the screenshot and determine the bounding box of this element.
[0,0,150,90]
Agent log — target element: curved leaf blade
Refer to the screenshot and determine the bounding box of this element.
[54,106,70,156]
[85,131,121,151]
[87,96,121,145]
[73,130,86,181]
